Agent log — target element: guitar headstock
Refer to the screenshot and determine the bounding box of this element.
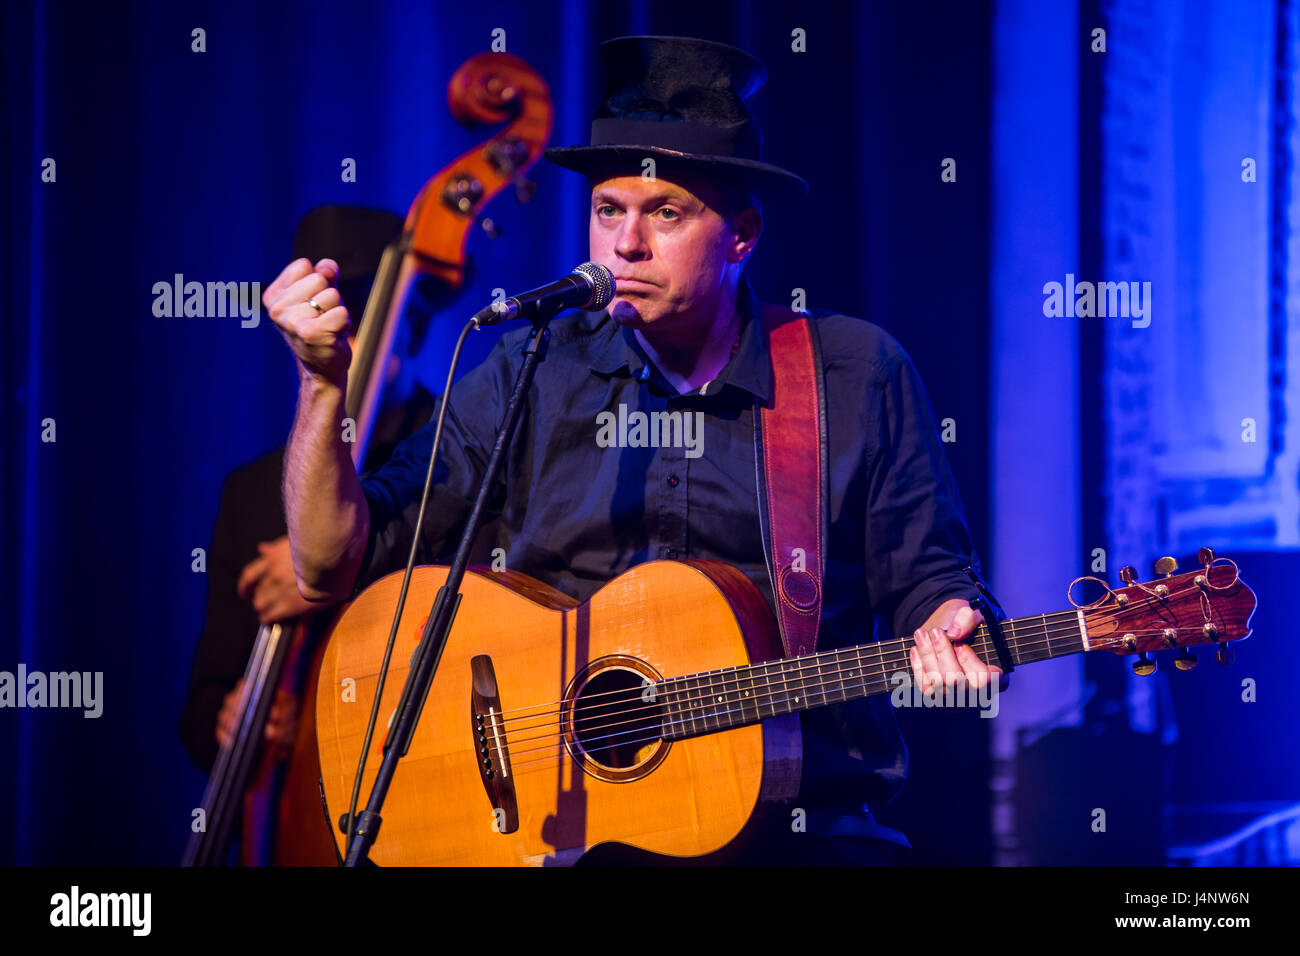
[1077,549,1257,672]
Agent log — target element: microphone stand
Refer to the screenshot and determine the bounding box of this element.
[343,312,554,867]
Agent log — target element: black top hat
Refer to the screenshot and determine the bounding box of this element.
[544,36,808,202]
[291,204,403,282]
[291,203,409,339]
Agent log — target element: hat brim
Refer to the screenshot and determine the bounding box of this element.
[543,144,809,202]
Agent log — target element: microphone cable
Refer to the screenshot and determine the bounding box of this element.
[341,316,478,861]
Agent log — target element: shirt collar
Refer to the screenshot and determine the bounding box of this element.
[587,276,771,402]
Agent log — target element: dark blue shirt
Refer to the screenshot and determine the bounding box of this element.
[356,277,981,813]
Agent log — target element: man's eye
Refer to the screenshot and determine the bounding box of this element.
[657,208,679,220]
[597,205,618,217]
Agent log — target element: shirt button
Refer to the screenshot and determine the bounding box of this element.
[666,473,680,487]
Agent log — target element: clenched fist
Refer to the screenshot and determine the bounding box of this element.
[263,257,352,387]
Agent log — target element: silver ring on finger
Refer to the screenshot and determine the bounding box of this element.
[307,297,326,315]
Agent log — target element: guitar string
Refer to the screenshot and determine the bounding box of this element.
[497,629,1155,779]
[393,656,1006,783]
[339,610,1201,768]
[498,619,1072,732]
[361,614,1073,758]
[483,577,1218,725]
[495,572,1232,745]
[499,623,1233,780]
[504,674,945,773]
[493,625,1196,769]
[491,611,1086,723]
[360,578,1237,781]
[336,578,1228,772]
[349,572,1214,733]
[335,612,1197,775]
[486,602,1181,737]
[442,627,1179,782]
[339,615,1221,782]
[495,625,1072,751]
[364,610,1091,732]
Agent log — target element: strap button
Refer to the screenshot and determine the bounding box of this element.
[779,565,820,611]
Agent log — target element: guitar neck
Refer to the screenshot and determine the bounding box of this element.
[659,608,1087,739]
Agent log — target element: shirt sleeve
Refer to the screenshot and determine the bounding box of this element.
[863,344,982,640]
[352,330,519,595]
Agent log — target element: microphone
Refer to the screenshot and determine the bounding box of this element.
[472,262,615,326]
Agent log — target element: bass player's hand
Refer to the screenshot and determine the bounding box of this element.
[216,679,299,760]
[237,536,317,624]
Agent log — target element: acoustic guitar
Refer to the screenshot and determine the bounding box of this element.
[314,550,1255,865]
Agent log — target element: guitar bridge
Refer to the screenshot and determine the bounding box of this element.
[470,654,519,834]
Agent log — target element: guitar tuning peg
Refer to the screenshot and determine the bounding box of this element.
[1197,547,1215,566]
[1132,653,1157,676]
[1174,649,1198,671]
[1216,644,1235,666]
[1154,556,1179,577]
[1118,565,1138,585]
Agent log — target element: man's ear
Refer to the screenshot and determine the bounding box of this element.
[730,206,763,264]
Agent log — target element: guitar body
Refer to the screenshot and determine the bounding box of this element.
[315,560,801,866]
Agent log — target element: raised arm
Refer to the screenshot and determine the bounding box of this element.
[263,257,370,603]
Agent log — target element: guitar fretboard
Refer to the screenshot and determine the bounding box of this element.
[657,608,1086,739]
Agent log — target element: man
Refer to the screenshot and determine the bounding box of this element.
[266,36,1003,865]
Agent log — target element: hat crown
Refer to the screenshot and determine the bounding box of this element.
[597,36,767,133]
[542,35,808,200]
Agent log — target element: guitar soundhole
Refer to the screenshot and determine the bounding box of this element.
[566,661,670,782]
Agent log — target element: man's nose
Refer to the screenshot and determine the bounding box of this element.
[614,216,650,260]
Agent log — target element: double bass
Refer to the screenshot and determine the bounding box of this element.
[182,51,553,866]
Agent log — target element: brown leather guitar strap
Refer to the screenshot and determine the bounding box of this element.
[755,304,828,658]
